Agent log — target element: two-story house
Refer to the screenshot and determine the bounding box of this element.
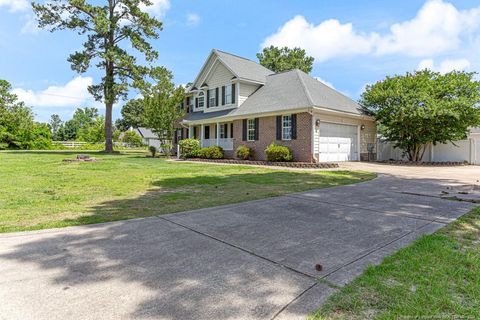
[175,49,376,162]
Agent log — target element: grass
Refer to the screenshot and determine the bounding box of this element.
[0,150,374,233]
[311,207,480,320]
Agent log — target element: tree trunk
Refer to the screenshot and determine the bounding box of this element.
[104,100,113,153]
[104,0,115,153]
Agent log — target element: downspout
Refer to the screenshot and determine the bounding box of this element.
[308,108,318,163]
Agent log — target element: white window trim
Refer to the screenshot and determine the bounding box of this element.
[208,88,216,107]
[197,92,205,110]
[220,123,226,139]
[282,115,292,141]
[224,85,233,105]
[247,119,256,141]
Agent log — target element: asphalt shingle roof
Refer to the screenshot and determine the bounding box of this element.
[226,69,362,118]
[136,127,157,139]
[214,49,274,84]
[183,51,364,123]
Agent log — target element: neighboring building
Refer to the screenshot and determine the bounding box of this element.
[377,128,480,164]
[132,127,161,150]
[175,49,376,162]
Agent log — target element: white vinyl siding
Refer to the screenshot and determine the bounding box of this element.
[238,82,260,106]
[202,62,238,112]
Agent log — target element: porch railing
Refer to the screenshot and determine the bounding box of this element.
[202,138,233,150]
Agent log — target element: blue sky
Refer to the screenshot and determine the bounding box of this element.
[1,0,480,123]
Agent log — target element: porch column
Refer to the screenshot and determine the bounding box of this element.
[200,124,204,148]
[188,125,193,138]
[216,122,220,146]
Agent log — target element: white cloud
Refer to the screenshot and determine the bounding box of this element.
[0,0,29,12]
[375,0,480,56]
[314,77,335,89]
[186,13,200,26]
[139,0,170,17]
[20,14,40,34]
[262,0,480,62]
[263,15,376,62]
[12,76,93,107]
[417,58,470,73]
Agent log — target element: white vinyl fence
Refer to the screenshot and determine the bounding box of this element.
[377,136,480,164]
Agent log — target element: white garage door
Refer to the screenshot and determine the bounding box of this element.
[318,122,358,162]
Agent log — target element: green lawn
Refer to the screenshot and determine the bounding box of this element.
[0,150,374,233]
[312,207,480,320]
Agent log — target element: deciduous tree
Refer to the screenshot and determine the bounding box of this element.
[361,70,480,161]
[143,68,185,157]
[0,80,35,149]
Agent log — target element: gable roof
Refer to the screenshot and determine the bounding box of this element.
[136,127,157,139]
[214,50,274,84]
[228,69,362,117]
[190,49,274,90]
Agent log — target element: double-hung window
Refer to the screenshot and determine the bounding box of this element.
[247,119,256,141]
[208,88,216,107]
[220,124,226,139]
[282,115,292,140]
[197,92,204,109]
[224,85,232,105]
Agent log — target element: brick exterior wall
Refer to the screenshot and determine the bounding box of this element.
[233,112,313,162]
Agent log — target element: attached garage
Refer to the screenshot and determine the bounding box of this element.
[317,122,359,162]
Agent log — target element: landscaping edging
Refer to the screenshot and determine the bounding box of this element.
[184,158,339,169]
[378,160,469,166]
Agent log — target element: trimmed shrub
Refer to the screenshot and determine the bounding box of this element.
[149,145,157,157]
[265,143,293,162]
[236,145,254,160]
[198,146,224,159]
[179,138,200,158]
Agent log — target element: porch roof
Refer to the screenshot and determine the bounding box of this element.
[183,109,235,123]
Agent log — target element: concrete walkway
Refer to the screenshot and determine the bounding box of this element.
[0,165,477,320]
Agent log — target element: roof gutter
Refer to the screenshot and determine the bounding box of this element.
[181,107,312,125]
[312,106,374,120]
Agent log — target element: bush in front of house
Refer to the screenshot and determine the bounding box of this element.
[148,146,157,157]
[236,145,254,160]
[179,138,200,158]
[265,143,293,162]
[198,146,224,159]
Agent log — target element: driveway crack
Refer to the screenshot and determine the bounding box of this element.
[156,215,317,281]
[285,193,442,224]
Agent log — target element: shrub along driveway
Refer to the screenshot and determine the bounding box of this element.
[0,165,477,319]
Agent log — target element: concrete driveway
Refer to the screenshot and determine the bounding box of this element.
[0,164,478,320]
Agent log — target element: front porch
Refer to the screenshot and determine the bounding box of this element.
[188,122,234,151]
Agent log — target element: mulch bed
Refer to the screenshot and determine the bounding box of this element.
[378,160,469,166]
[184,158,339,169]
